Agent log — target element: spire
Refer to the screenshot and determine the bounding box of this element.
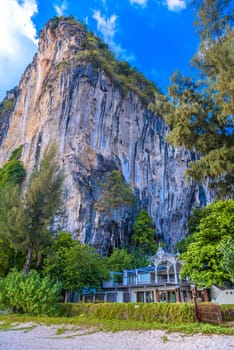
[156,242,165,258]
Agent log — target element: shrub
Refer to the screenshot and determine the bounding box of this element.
[221,304,234,322]
[59,302,196,323]
[0,160,25,187]
[0,270,62,315]
[9,145,23,161]
[55,61,71,71]
[78,31,160,105]
[0,98,14,114]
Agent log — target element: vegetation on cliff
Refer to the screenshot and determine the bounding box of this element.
[78,30,160,104]
[0,98,14,114]
[50,16,160,105]
[95,170,136,215]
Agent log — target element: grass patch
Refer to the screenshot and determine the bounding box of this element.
[55,61,71,71]
[0,314,233,336]
[161,334,169,343]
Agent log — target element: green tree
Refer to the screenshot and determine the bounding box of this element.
[131,209,157,256]
[220,237,234,283]
[95,170,136,215]
[43,232,108,301]
[181,200,234,286]
[0,146,64,275]
[106,248,135,272]
[175,206,206,253]
[150,0,234,196]
[0,146,25,189]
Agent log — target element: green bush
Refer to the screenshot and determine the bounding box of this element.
[0,270,62,315]
[78,31,160,105]
[0,98,14,114]
[9,145,23,161]
[0,160,25,187]
[55,61,71,71]
[59,302,196,323]
[221,304,234,322]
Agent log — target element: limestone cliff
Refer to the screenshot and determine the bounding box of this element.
[0,18,209,253]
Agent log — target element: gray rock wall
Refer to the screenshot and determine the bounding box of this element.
[0,19,208,253]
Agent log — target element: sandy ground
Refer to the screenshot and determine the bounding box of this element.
[0,323,234,350]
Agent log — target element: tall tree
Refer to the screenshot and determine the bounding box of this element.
[0,146,64,275]
[106,248,135,272]
[43,232,108,301]
[131,209,157,257]
[150,0,234,196]
[181,200,234,286]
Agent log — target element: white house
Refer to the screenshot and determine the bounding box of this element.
[78,246,211,304]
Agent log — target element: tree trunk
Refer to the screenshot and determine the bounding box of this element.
[24,248,32,276]
[36,252,42,268]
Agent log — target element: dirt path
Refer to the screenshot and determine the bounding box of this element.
[0,323,233,350]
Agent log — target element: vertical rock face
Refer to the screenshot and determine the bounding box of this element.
[0,18,208,253]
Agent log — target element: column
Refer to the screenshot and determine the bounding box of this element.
[135,269,138,284]
[167,267,170,282]
[203,289,209,302]
[175,288,181,302]
[155,264,158,284]
[155,289,160,302]
[173,263,178,284]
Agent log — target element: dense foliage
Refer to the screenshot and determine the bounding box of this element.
[43,232,109,300]
[0,270,62,315]
[50,16,160,105]
[0,146,64,275]
[220,237,234,283]
[0,98,14,114]
[106,248,135,272]
[131,209,157,257]
[181,200,234,286]
[59,302,196,323]
[79,31,160,104]
[175,206,205,253]
[150,0,234,196]
[0,146,25,188]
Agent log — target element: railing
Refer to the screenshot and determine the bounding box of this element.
[104,277,181,288]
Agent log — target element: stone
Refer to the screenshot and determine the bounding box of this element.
[0,18,210,254]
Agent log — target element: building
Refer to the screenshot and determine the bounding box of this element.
[78,246,210,303]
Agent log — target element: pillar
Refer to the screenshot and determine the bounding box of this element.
[155,264,158,284]
[167,267,170,282]
[203,289,209,302]
[155,289,160,302]
[175,288,181,303]
[173,263,178,284]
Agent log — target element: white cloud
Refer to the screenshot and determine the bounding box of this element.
[130,0,147,6]
[165,0,186,12]
[53,1,67,17]
[0,0,38,100]
[93,10,135,63]
[93,10,117,44]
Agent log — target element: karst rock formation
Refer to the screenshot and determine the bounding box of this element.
[0,18,210,253]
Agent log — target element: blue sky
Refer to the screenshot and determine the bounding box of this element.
[0,0,199,100]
